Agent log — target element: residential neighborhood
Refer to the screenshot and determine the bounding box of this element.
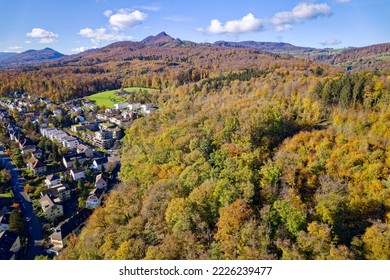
[0,91,156,259]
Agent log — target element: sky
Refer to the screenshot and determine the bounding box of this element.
[0,0,389,54]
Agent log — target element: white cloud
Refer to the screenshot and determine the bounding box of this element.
[200,13,264,35]
[134,5,160,11]
[272,2,332,31]
[9,46,23,51]
[25,40,32,44]
[71,46,88,53]
[320,38,342,46]
[26,28,59,43]
[79,8,147,44]
[335,0,351,3]
[108,9,148,30]
[78,28,133,45]
[275,24,293,32]
[104,10,113,17]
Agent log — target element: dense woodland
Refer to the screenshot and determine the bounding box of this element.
[57,54,389,260]
[0,44,279,102]
[1,40,389,260]
[1,40,388,102]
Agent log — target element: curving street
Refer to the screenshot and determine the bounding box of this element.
[0,144,43,259]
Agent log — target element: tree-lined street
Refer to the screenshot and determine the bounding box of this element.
[0,144,43,259]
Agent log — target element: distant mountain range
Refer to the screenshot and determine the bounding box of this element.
[0,32,389,69]
[0,48,65,67]
[0,52,18,62]
[141,31,197,47]
[213,40,317,54]
[141,31,180,46]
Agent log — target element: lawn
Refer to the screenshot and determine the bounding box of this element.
[0,191,14,198]
[86,87,155,108]
[377,55,390,61]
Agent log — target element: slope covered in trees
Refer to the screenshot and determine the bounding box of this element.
[1,34,388,103]
[330,43,390,67]
[0,43,287,102]
[0,48,65,68]
[59,56,390,259]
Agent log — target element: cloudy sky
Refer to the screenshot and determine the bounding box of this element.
[0,0,388,54]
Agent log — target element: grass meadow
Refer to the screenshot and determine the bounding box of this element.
[86,87,154,108]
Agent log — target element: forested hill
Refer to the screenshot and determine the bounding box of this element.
[0,41,303,102]
[59,54,390,259]
[0,48,65,67]
[0,32,388,102]
[213,41,390,70]
[0,33,389,260]
[329,43,390,68]
[0,52,18,62]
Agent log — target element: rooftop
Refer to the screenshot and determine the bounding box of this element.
[27,156,45,169]
[63,153,86,162]
[41,184,69,199]
[39,194,55,209]
[94,157,108,165]
[50,209,92,242]
[0,213,10,225]
[0,230,19,260]
[46,174,60,182]
[89,188,104,198]
[95,173,107,183]
[70,167,85,174]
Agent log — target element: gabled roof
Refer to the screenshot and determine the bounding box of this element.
[31,148,43,155]
[49,209,92,242]
[0,230,19,259]
[41,185,69,199]
[0,213,10,224]
[63,136,77,142]
[46,174,60,182]
[22,145,36,151]
[63,153,86,162]
[77,144,92,152]
[89,188,104,198]
[108,156,120,163]
[95,173,107,184]
[0,206,14,216]
[93,157,108,165]
[70,167,85,175]
[39,194,55,209]
[27,156,45,169]
[16,134,26,142]
[41,188,60,199]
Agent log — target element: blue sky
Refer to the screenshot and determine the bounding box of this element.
[0,0,389,54]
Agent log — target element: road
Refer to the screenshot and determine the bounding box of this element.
[0,145,43,259]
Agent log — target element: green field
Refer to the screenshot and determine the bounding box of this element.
[0,191,14,198]
[377,55,390,61]
[86,87,155,108]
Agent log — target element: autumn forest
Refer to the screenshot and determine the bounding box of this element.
[1,37,390,260]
